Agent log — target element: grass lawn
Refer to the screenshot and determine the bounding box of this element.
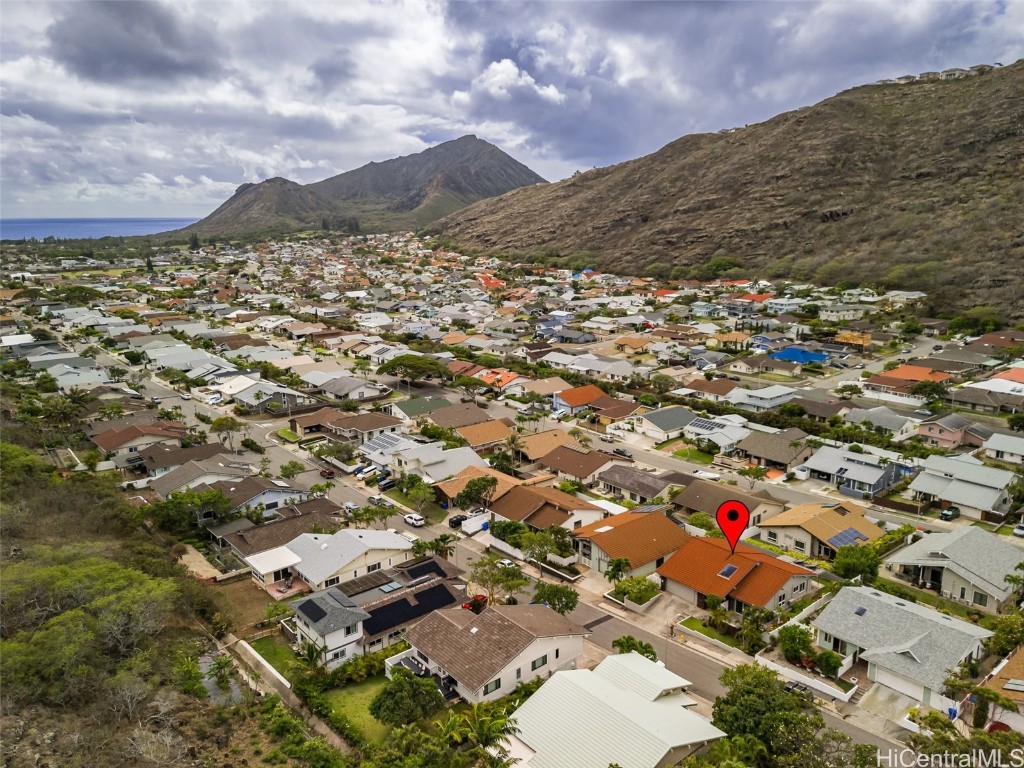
[681,617,741,648]
[323,677,391,744]
[250,635,299,682]
[277,429,301,443]
[672,447,714,464]
[385,490,447,523]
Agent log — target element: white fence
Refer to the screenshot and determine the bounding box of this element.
[754,653,856,703]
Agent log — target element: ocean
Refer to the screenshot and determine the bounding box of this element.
[0,218,199,241]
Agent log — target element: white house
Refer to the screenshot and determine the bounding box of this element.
[812,586,992,714]
[387,605,589,704]
[908,454,1019,520]
[288,588,372,668]
[506,653,725,768]
[725,384,798,412]
[983,433,1024,466]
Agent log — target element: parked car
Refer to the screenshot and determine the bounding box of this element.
[206,394,223,405]
[728,375,741,381]
[467,507,487,517]
[933,344,944,351]
[496,559,517,570]
[180,392,192,400]
[914,409,933,417]
[319,468,336,479]
[343,501,359,512]
[612,448,633,458]
[357,467,379,481]
[600,435,615,443]
[939,506,961,521]
[448,514,468,529]
[902,347,913,353]
[693,470,721,480]
[368,495,394,509]
[404,513,426,527]
[150,396,162,404]
[1013,524,1024,538]
[376,478,398,492]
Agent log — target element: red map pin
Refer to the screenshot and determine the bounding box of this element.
[716,500,750,554]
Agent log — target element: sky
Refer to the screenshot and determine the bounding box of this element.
[2,0,1022,219]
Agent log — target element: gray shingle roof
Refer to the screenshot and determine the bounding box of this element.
[598,464,693,499]
[640,406,698,432]
[813,586,991,692]
[289,587,371,636]
[886,526,1023,601]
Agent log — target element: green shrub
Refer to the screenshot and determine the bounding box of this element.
[241,437,265,454]
[614,576,659,605]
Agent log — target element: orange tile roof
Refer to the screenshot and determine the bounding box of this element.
[657,538,812,608]
[557,384,606,408]
[573,513,691,568]
[433,465,522,502]
[994,368,1024,384]
[882,364,952,383]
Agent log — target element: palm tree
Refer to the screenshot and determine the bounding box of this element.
[568,427,592,449]
[411,539,431,557]
[501,432,524,470]
[737,606,771,654]
[611,635,657,661]
[291,640,325,677]
[434,711,465,747]
[63,386,92,411]
[207,653,235,689]
[427,534,458,560]
[456,704,519,752]
[705,594,731,633]
[604,557,632,585]
[704,735,770,767]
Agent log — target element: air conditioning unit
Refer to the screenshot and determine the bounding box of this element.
[942,591,951,599]
[885,563,893,571]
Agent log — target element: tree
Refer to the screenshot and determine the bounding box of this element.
[650,374,677,394]
[96,401,126,421]
[376,354,451,393]
[352,358,372,379]
[532,582,579,615]
[500,432,524,471]
[407,482,435,513]
[426,533,458,560]
[147,489,233,533]
[908,380,947,402]
[705,594,731,633]
[123,349,144,366]
[518,530,556,580]
[737,606,771,655]
[611,635,657,661]
[369,667,445,726]
[988,612,1024,656]
[207,653,235,689]
[688,512,717,531]
[278,460,304,480]
[778,624,814,664]
[815,649,842,679]
[737,465,768,489]
[604,557,632,585]
[210,415,246,452]
[453,375,484,403]
[453,475,499,510]
[567,426,592,449]
[832,545,880,581]
[454,703,519,755]
[81,448,104,471]
[469,553,529,605]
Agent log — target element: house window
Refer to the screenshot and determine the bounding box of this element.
[483,678,501,695]
[345,624,358,636]
[516,668,522,680]
[367,562,381,572]
[330,649,346,661]
[531,655,548,671]
[265,501,278,510]
[794,581,806,594]
[793,540,806,553]
[973,592,989,608]
[417,651,429,663]
[324,577,340,588]
[555,648,559,659]
[766,530,778,543]
[822,632,832,644]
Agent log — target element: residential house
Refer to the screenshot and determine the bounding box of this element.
[797,445,901,500]
[288,556,465,665]
[432,465,524,508]
[489,486,604,531]
[520,377,572,398]
[732,428,813,472]
[425,402,492,430]
[672,479,784,530]
[288,407,348,437]
[326,412,403,445]
[812,586,992,712]
[149,458,252,498]
[886,527,1024,613]
[787,397,851,423]
[389,605,589,704]
[671,378,737,403]
[633,406,699,443]
[682,414,751,453]
[137,442,229,477]
[246,528,413,596]
[551,384,606,415]
[221,506,342,561]
[908,454,1019,520]
[320,376,392,402]
[390,443,488,484]
[91,421,187,463]
[193,476,308,519]
[978,646,1024,732]
[572,512,691,577]
[536,445,631,487]
[983,433,1024,466]
[506,653,725,768]
[843,406,919,440]
[518,429,585,464]
[726,384,798,413]
[386,396,451,424]
[288,589,372,668]
[757,501,883,560]
[916,414,994,450]
[454,419,514,451]
[658,537,814,612]
[598,465,693,505]
[819,304,871,322]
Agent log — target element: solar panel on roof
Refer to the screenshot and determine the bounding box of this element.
[298,600,327,623]
[363,584,458,636]
[689,417,727,431]
[1004,680,1024,692]
[406,560,446,580]
[827,527,869,548]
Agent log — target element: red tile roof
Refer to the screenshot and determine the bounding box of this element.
[557,384,606,408]
[657,537,812,608]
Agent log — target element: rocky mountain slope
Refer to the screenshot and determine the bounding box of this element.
[174,135,546,238]
[433,62,1024,316]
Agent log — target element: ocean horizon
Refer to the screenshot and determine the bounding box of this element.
[0,217,199,241]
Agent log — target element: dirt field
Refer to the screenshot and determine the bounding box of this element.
[213,578,275,636]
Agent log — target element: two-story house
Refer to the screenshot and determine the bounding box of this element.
[916,414,993,450]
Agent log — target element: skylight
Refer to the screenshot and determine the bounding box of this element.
[719,564,738,578]
[854,607,867,616]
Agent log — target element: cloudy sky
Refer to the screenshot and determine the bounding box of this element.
[2,0,1021,219]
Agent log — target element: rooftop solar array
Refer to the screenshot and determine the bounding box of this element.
[362,432,406,453]
[827,527,869,548]
[298,600,327,623]
[405,559,447,580]
[339,570,394,597]
[363,583,458,636]
[689,417,729,431]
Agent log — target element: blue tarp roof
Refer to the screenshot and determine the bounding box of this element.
[769,347,829,364]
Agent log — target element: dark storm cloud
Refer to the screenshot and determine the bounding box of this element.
[310,48,358,93]
[46,1,224,83]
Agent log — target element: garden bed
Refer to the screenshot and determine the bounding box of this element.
[681,616,741,648]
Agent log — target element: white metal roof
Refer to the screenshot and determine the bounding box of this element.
[245,545,301,574]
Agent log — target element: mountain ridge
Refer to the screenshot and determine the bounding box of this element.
[433,62,1024,317]
[171,135,546,238]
